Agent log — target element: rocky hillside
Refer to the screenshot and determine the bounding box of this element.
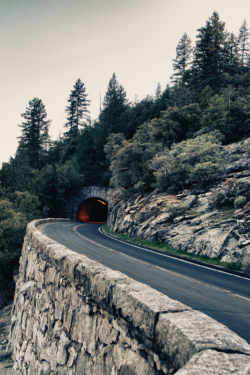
[108,138,250,265]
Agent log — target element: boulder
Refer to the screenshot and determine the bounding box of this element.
[180,195,198,209]
[135,205,161,224]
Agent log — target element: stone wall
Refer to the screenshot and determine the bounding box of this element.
[64,186,115,220]
[10,219,250,374]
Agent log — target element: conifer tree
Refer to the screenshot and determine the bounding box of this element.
[64,79,90,138]
[226,32,239,72]
[192,12,228,93]
[155,83,162,100]
[238,19,250,66]
[100,73,128,134]
[18,98,50,169]
[172,33,193,105]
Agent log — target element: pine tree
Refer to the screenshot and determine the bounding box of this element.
[172,33,193,106]
[155,83,162,100]
[100,73,128,134]
[18,98,50,169]
[192,12,228,93]
[64,79,90,138]
[238,19,250,66]
[201,94,229,135]
[226,32,239,73]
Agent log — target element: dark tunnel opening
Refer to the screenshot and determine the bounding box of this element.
[77,198,108,223]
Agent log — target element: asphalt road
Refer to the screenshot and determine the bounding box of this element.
[41,221,250,344]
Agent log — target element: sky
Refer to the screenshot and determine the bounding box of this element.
[1,0,250,166]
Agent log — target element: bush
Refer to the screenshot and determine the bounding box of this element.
[190,161,223,186]
[234,195,247,208]
[213,179,250,208]
[150,131,224,192]
[236,180,250,200]
[0,200,27,292]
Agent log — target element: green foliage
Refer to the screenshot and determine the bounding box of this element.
[33,160,83,217]
[18,98,51,169]
[200,86,213,109]
[1,12,250,309]
[201,94,229,135]
[147,104,201,147]
[109,140,160,193]
[172,33,193,106]
[192,11,229,93]
[104,133,126,162]
[108,137,161,197]
[151,131,223,192]
[214,179,250,207]
[238,19,250,65]
[98,73,128,137]
[0,199,27,291]
[64,79,90,138]
[3,12,250,299]
[234,195,247,208]
[190,162,223,186]
[0,145,33,192]
[103,224,243,271]
[9,191,41,221]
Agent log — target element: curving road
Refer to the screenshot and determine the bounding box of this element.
[40,221,250,344]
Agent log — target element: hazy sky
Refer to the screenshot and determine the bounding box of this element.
[1,0,250,165]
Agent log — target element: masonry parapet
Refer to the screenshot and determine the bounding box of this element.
[10,218,250,374]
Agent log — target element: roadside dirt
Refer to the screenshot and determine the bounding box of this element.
[0,304,15,374]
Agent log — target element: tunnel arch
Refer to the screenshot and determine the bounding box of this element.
[64,186,115,221]
[77,197,108,223]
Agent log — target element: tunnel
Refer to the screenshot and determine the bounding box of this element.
[77,197,108,223]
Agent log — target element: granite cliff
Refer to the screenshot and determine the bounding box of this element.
[108,139,250,267]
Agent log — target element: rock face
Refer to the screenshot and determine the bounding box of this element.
[107,139,250,265]
[10,219,250,374]
[107,187,250,264]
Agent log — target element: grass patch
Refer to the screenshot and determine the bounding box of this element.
[103,224,243,272]
[210,206,236,222]
[185,209,201,216]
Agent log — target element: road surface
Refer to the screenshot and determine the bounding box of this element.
[41,221,250,344]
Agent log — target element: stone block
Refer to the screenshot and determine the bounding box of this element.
[175,349,250,375]
[156,310,250,370]
[113,280,190,339]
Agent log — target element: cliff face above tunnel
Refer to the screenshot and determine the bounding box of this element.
[9,219,250,374]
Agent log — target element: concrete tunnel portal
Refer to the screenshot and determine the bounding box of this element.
[77,197,108,223]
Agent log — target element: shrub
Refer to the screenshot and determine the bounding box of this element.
[190,161,223,186]
[236,181,250,200]
[150,131,224,192]
[213,179,250,208]
[213,178,237,206]
[234,195,247,208]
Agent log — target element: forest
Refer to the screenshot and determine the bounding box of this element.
[1,11,250,301]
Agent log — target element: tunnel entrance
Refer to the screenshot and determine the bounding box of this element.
[77,198,108,223]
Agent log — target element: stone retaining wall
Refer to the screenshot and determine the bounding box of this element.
[10,219,250,374]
